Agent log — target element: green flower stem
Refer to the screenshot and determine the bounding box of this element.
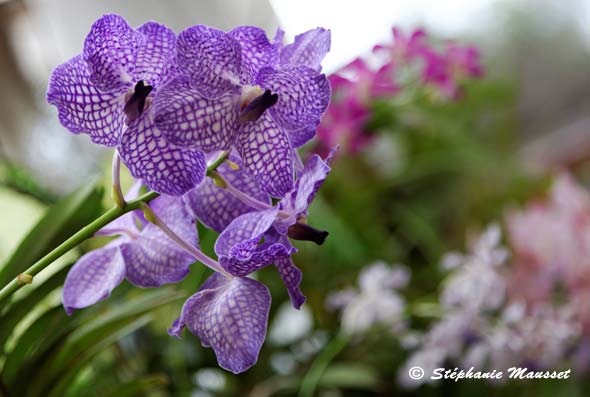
[139,202,232,279]
[206,150,230,176]
[111,151,125,209]
[0,191,160,305]
[298,333,351,397]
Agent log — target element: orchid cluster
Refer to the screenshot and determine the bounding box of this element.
[317,27,483,155]
[47,14,334,374]
[400,174,590,388]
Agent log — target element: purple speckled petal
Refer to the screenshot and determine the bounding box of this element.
[120,237,192,287]
[288,121,319,148]
[272,28,285,48]
[143,194,199,244]
[62,244,126,315]
[229,26,278,82]
[276,256,305,308]
[47,55,125,147]
[95,211,139,237]
[118,111,206,196]
[257,65,330,131]
[134,21,177,87]
[265,230,305,308]
[83,14,140,92]
[215,207,279,256]
[121,195,197,287]
[168,273,271,374]
[219,240,292,276]
[293,151,332,214]
[236,113,294,198]
[279,28,331,71]
[274,148,334,234]
[184,154,270,233]
[177,25,242,98]
[293,151,305,175]
[153,75,239,151]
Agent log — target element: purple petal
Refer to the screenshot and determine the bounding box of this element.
[288,121,319,148]
[257,65,330,131]
[47,55,125,147]
[275,256,305,309]
[279,28,331,71]
[273,149,333,234]
[144,194,199,244]
[214,207,279,256]
[135,21,177,87]
[229,26,278,82]
[118,111,206,196]
[272,28,285,48]
[95,211,139,237]
[293,151,305,175]
[292,151,332,214]
[219,240,292,277]
[177,25,242,98]
[237,113,294,198]
[184,154,270,233]
[153,75,239,151]
[62,244,126,315]
[83,14,141,92]
[119,237,192,287]
[168,273,271,374]
[121,195,197,287]
[266,231,305,308]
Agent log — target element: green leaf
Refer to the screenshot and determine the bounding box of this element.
[45,316,153,397]
[1,305,66,384]
[319,362,381,390]
[0,187,45,261]
[76,374,168,397]
[0,265,69,349]
[14,288,183,397]
[0,181,104,286]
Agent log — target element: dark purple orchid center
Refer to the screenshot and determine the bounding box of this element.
[239,89,278,123]
[124,80,153,124]
[287,222,329,245]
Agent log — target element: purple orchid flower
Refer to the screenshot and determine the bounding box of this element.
[212,148,335,309]
[153,26,331,198]
[373,27,428,62]
[47,14,206,195]
[62,194,197,314]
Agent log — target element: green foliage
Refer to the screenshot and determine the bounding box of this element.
[0,181,103,286]
[0,183,184,397]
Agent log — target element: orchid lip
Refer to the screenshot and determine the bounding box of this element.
[239,89,278,123]
[123,80,153,124]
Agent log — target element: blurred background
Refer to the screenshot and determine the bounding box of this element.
[0,0,589,396]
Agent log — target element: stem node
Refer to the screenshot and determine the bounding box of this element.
[140,202,157,224]
[17,273,33,285]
